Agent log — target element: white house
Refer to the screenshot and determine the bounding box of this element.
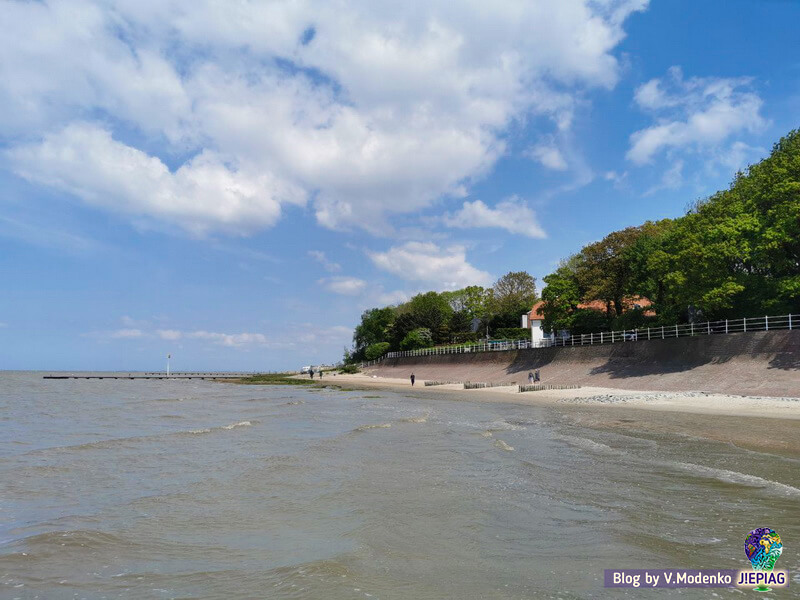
[521,301,551,344]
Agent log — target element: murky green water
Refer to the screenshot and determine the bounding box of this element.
[2,372,799,598]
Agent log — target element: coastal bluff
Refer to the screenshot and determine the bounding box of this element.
[367,330,800,397]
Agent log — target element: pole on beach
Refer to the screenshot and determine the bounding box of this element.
[167,354,171,377]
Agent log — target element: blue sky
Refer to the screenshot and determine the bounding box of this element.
[1,0,799,371]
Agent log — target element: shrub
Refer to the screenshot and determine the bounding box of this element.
[339,364,360,374]
[364,342,391,360]
[400,327,433,350]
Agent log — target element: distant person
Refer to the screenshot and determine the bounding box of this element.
[309,368,314,379]
[319,370,323,379]
[534,369,540,383]
[410,373,415,386]
[528,371,534,384]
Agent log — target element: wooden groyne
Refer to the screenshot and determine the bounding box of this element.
[43,373,253,380]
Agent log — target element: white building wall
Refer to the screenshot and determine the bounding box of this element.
[530,319,547,343]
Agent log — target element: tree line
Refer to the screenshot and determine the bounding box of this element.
[347,271,537,362]
[347,128,800,361]
[541,128,799,335]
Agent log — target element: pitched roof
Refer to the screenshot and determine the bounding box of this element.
[527,295,655,322]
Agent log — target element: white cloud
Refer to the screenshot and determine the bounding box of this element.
[644,160,684,196]
[442,197,547,238]
[89,325,268,347]
[1,0,648,234]
[109,328,144,339]
[319,276,368,295]
[375,289,411,306]
[157,329,183,341]
[369,241,491,290]
[186,331,268,347]
[527,144,568,171]
[7,123,305,235]
[627,66,766,165]
[308,250,341,273]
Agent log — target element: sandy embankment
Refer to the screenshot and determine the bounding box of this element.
[324,373,800,457]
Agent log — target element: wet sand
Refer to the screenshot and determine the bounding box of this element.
[323,374,800,458]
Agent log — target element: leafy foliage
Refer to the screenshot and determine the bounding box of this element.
[540,128,800,327]
[400,327,434,350]
[364,342,391,360]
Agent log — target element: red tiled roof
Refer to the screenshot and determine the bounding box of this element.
[527,296,655,322]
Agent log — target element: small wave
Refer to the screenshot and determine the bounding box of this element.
[494,440,514,451]
[222,420,253,430]
[557,435,623,456]
[399,413,428,424]
[486,420,526,432]
[354,423,392,432]
[671,462,800,496]
[184,420,256,435]
[11,529,125,552]
[284,400,304,405]
[480,431,493,438]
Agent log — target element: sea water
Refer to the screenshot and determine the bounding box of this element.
[2,371,799,599]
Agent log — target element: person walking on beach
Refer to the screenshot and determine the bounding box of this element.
[528,371,534,384]
[309,368,314,379]
[410,373,415,386]
[319,370,323,379]
[534,369,540,383]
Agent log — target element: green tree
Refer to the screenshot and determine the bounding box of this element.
[540,258,582,334]
[489,271,537,330]
[353,307,395,355]
[400,327,434,350]
[364,342,391,360]
[575,226,646,316]
[404,291,453,343]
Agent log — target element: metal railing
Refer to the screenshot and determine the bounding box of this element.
[382,313,796,359]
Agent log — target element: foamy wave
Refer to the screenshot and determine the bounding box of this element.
[354,423,392,431]
[486,420,526,432]
[558,435,622,456]
[400,413,429,424]
[672,462,800,496]
[184,420,257,435]
[494,440,514,451]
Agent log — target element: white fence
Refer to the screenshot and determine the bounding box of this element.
[382,313,796,360]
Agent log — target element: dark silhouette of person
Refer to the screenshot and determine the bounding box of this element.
[309,369,314,379]
[534,369,540,383]
[410,373,415,386]
[528,371,534,384]
[319,370,323,379]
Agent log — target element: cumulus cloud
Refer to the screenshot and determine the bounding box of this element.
[308,250,341,273]
[0,0,648,234]
[7,123,304,235]
[442,197,547,238]
[527,144,569,170]
[369,242,491,290]
[627,66,766,165]
[319,276,368,295]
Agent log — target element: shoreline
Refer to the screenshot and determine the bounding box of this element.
[291,373,800,458]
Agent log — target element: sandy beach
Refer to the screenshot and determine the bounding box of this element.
[323,373,800,457]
